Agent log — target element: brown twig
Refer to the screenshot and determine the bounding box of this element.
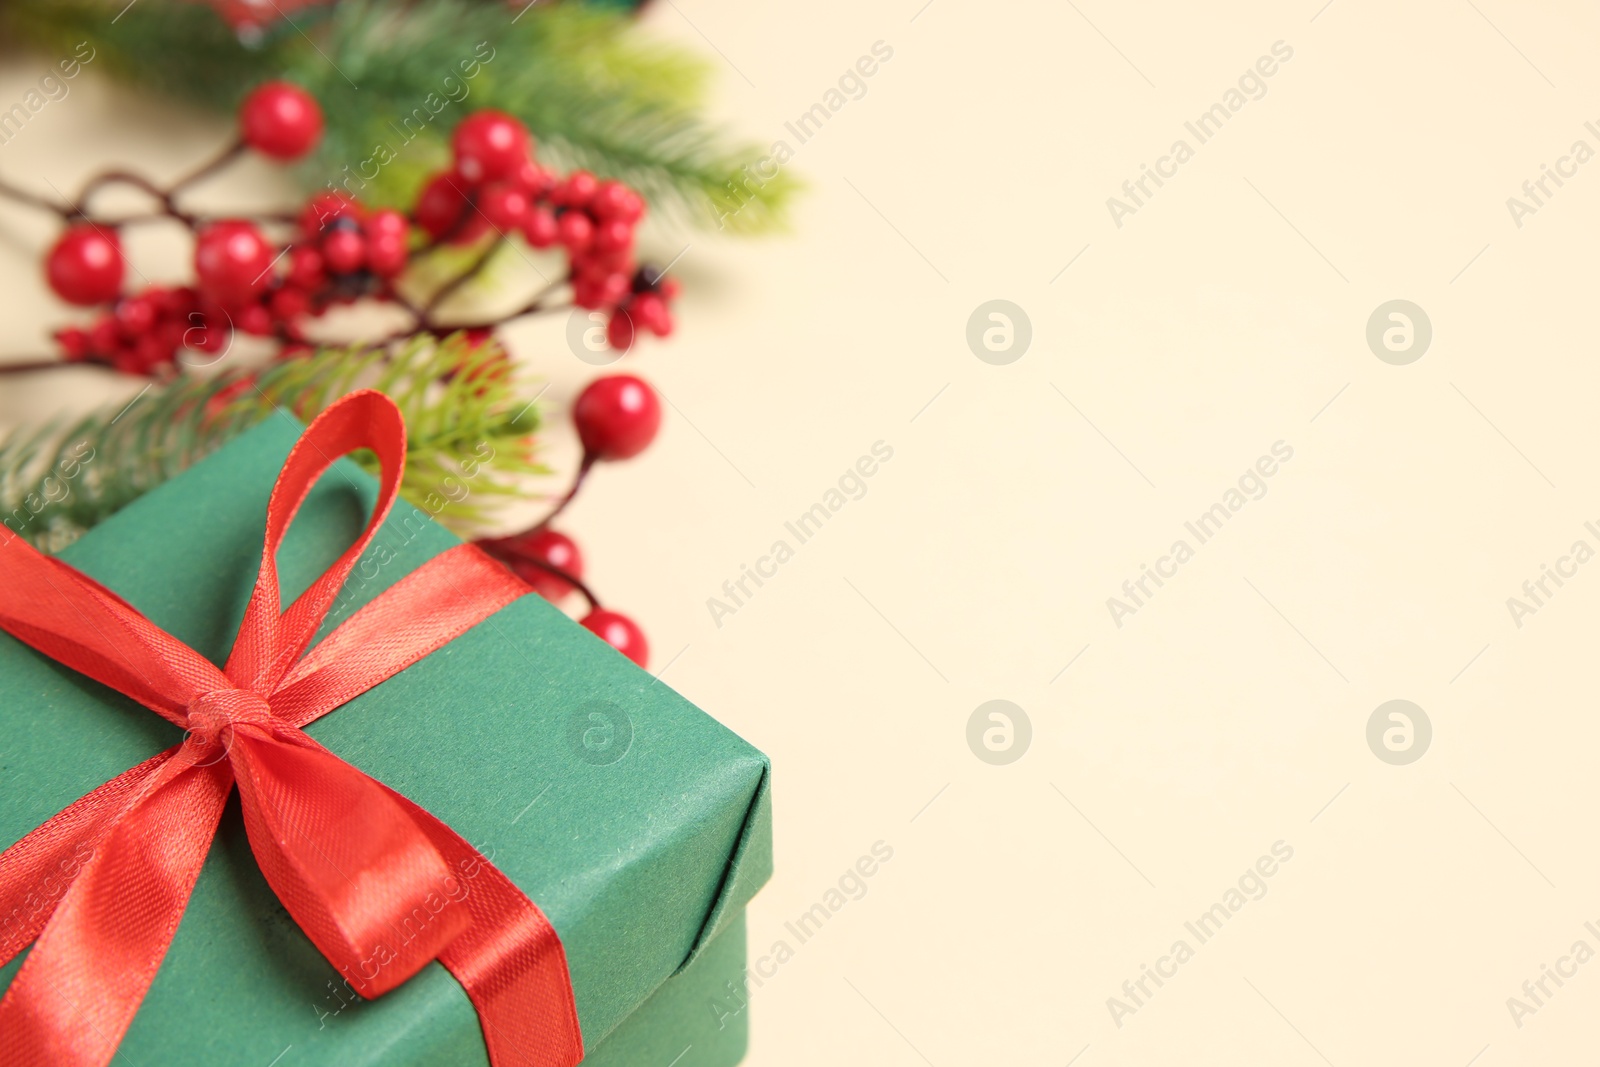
[0,358,74,375]
[0,175,70,217]
[477,550,600,611]
[71,170,198,226]
[530,452,594,532]
[0,141,255,234]
[0,144,609,383]
[168,140,246,196]
[421,239,503,321]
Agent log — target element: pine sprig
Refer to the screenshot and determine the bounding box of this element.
[1,0,797,232]
[0,336,546,553]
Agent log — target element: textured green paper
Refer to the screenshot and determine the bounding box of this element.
[0,418,771,1065]
[583,914,750,1067]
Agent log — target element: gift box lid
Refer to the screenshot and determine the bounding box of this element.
[0,415,772,1065]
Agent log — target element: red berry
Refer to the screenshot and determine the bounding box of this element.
[194,221,276,306]
[479,182,530,232]
[321,228,366,274]
[571,267,629,310]
[592,218,633,254]
[240,81,324,161]
[580,609,649,667]
[364,210,410,275]
[415,172,469,238]
[185,314,231,355]
[580,248,632,276]
[557,211,593,252]
[571,276,601,311]
[89,317,120,354]
[270,286,310,321]
[520,206,558,248]
[55,327,92,361]
[288,245,325,289]
[595,270,632,306]
[590,180,644,222]
[572,374,661,460]
[631,292,672,336]
[515,160,555,197]
[606,309,635,352]
[114,294,157,336]
[497,529,584,600]
[45,225,124,305]
[150,286,190,317]
[449,208,492,246]
[299,191,359,235]
[452,110,531,183]
[366,208,408,240]
[238,303,274,336]
[125,333,171,375]
[553,171,599,209]
[366,233,408,277]
[154,317,187,355]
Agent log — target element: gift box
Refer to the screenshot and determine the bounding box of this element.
[0,410,771,1065]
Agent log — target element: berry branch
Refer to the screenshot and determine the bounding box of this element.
[0,0,799,233]
[1,83,677,378]
[472,373,663,668]
[0,81,680,667]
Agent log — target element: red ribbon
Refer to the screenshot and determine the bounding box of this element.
[0,390,583,1067]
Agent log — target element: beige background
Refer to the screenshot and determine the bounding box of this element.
[5,1,1600,1063]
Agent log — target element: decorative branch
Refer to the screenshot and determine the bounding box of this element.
[531,453,595,532]
[0,44,678,665]
[0,89,674,377]
[0,0,798,232]
[0,334,545,553]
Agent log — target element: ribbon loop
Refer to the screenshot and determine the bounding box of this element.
[225,390,407,694]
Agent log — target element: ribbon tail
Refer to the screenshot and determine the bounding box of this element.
[0,759,230,1067]
[0,750,176,967]
[228,731,469,997]
[383,787,583,1067]
[0,541,228,728]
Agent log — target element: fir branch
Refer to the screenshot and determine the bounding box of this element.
[2,0,278,104]
[1,0,797,232]
[0,336,547,553]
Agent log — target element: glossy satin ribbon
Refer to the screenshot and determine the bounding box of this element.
[0,390,582,1067]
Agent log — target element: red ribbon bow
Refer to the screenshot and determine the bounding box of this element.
[0,391,583,1067]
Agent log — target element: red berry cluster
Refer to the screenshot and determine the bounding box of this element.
[36,85,677,376]
[476,374,663,666]
[266,194,410,328]
[55,285,228,375]
[415,111,673,351]
[9,82,683,668]
[606,268,681,352]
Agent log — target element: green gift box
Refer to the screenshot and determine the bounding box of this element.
[0,416,772,1066]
